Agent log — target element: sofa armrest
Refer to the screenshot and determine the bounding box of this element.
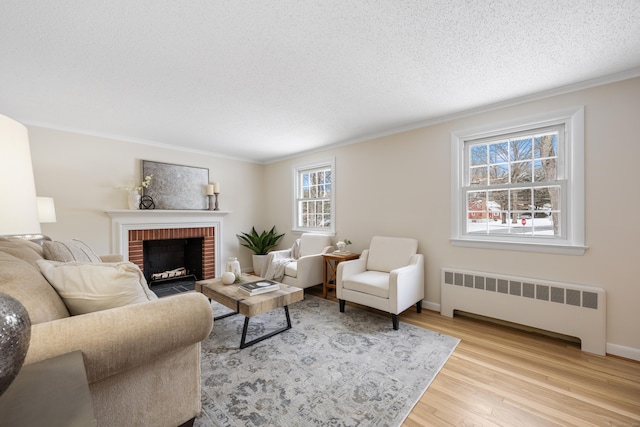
[265,248,292,264]
[25,292,213,384]
[336,250,368,298]
[389,254,425,312]
[293,253,325,286]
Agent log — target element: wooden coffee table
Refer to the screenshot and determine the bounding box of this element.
[196,275,303,349]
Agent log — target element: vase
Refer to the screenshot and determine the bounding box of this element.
[226,257,242,282]
[252,254,267,277]
[0,292,31,397]
[127,190,141,210]
[336,241,346,253]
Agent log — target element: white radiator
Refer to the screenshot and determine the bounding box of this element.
[441,268,606,355]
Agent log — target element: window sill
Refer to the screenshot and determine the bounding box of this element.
[450,238,587,255]
[291,228,335,237]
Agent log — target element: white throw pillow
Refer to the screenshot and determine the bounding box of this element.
[37,260,158,315]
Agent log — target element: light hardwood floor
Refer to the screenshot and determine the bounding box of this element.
[306,287,640,427]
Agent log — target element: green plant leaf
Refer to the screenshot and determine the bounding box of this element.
[236,225,285,255]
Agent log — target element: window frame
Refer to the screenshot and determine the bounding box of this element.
[292,158,335,235]
[450,107,585,255]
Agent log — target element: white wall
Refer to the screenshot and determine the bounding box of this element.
[29,127,266,272]
[263,77,640,359]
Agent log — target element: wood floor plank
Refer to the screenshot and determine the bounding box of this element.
[307,287,640,426]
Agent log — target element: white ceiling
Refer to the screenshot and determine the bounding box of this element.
[1,1,639,163]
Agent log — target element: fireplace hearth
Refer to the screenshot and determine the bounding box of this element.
[150,278,196,298]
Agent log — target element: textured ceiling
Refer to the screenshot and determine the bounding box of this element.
[1,1,639,163]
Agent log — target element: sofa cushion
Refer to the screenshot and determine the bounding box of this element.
[366,236,418,273]
[37,260,158,315]
[342,271,390,298]
[298,234,331,257]
[43,239,102,263]
[0,239,70,324]
[0,237,45,268]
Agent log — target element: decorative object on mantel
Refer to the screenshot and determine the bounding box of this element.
[117,174,152,210]
[206,182,220,211]
[0,292,31,397]
[139,195,155,209]
[335,238,352,253]
[237,226,285,276]
[142,160,208,210]
[127,191,140,210]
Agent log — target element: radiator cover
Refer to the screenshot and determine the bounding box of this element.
[441,268,606,355]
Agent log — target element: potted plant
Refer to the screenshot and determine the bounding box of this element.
[236,226,285,276]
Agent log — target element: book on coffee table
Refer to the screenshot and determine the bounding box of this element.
[238,280,280,296]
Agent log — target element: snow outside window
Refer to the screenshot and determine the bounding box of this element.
[451,107,585,255]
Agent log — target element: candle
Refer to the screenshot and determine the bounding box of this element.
[206,184,215,196]
[213,182,220,193]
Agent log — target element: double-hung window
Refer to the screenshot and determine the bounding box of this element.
[451,107,585,254]
[293,159,335,234]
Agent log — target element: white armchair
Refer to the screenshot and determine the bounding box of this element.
[264,233,333,289]
[337,236,424,329]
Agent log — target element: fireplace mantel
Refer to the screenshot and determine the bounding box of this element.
[106,210,230,278]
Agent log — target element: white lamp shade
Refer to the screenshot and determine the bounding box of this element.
[37,197,57,223]
[0,114,41,235]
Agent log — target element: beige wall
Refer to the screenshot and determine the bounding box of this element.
[264,77,640,358]
[29,127,266,271]
[25,77,639,358]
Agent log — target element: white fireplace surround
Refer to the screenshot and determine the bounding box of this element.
[106,210,229,278]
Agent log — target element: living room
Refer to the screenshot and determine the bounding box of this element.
[1,2,639,426]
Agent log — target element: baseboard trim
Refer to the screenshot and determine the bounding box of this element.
[423,300,440,312]
[431,301,640,361]
[606,343,640,362]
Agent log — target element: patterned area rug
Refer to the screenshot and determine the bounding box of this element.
[196,295,459,427]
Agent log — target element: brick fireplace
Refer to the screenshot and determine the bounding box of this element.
[128,227,215,280]
[106,209,228,282]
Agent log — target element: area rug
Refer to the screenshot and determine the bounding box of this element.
[195,295,459,427]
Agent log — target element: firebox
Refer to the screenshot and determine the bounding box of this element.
[143,237,203,285]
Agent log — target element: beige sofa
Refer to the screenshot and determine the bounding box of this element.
[0,237,213,427]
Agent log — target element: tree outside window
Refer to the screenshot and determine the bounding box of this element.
[451,107,585,255]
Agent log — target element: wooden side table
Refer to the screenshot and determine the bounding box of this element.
[322,252,360,298]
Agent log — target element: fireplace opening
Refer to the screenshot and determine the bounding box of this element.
[143,238,203,286]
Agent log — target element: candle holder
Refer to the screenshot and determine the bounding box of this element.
[207,194,214,211]
[213,193,219,211]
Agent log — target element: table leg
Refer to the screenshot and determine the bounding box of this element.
[239,306,293,349]
[323,257,329,298]
[324,260,338,299]
[213,300,240,322]
[214,311,238,321]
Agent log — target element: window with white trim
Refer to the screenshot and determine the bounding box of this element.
[293,159,334,234]
[451,107,585,255]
